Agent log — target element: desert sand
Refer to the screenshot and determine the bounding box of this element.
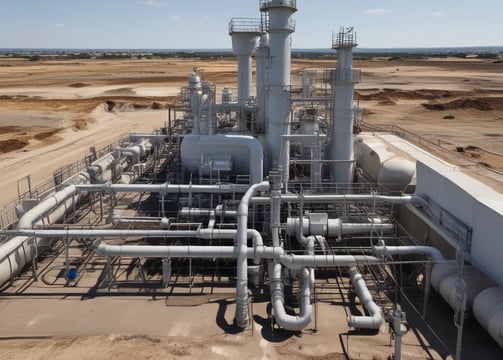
[0,56,502,359]
[1,57,502,207]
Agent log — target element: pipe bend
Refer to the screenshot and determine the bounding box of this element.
[373,245,444,263]
[347,267,383,330]
[270,263,312,332]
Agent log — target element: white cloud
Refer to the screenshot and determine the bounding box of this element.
[366,9,387,15]
[168,15,182,21]
[139,0,167,8]
[54,23,65,29]
[432,11,444,17]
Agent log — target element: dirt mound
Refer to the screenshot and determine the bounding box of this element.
[103,87,136,95]
[105,100,167,112]
[34,128,64,140]
[72,118,92,131]
[357,88,456,102]
[378,99,396,106]
[68,82,90,88]
[422,98,493,111]
[0,125,24,133]
[0,139,29,153]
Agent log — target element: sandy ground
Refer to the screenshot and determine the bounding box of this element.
[1,57,502,206]
[0,56,502,358]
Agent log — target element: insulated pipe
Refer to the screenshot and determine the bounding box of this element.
[114,139,151,165]
[280,254,380,270]
[347,266,383,329]
[286,216,394,238]
[372,245,445,263]
[0,174,88,287]
[235,181,270,328]
[95,242,282,260]
[11,228,263,242]
[0,146,142,287]
[87,153,116,183]
[473,287,503,348]
[269,261,313,331]
[251,193,428,207]
[76,182,250,194]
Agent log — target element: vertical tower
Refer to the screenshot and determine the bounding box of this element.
[188,73,202,135]
[260,0,297,170]
[229,18,261,104]
[255,33,269,132]
[330,27,359,185]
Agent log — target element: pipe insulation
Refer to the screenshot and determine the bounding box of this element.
[473,287,503,348]
[0,146,145,288]
[269,261,313,331]
[251,193,429,207]
[0,180,84,287]
[76,182,250,194]
[347,266,383,329]
[287,214,394,238]
[235,181,270,328]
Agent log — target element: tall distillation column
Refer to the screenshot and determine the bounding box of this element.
[330,27,359,185]
[260,0,297,170]
[229,18,261,104]
[189,73,202,135]
[255,33,269,133]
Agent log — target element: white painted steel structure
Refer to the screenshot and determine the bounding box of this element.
[261,0,297,169]
[0,0,502,354]
[229,18,261,104]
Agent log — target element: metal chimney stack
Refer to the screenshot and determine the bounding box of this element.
[229,18,261,104]
[260,0,297,170]
[330,27,359,185]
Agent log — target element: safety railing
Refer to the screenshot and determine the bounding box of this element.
[332,27,357,48]
[0,134,128,230]
[260,0,297,11]
[228,18,262,34]
[362,122,503,179]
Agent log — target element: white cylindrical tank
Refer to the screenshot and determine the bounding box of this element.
[473,287,503,348]
[431,263,495,310]
[355,134,416,191]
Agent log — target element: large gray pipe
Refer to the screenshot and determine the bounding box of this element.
[235,181,270,328]
[373,245,444,262]
[0,175,86,287]
[251,193,428,207]
[269,261,313,331]
[347,266,383,329]
[0,148,143,288]
[76,182,250,194]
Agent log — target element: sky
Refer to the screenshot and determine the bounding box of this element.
[0,0,502,49]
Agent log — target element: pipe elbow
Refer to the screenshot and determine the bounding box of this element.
[275,305,313,332]
[347,311,383,329]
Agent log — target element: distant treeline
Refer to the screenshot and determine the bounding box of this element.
[1,48,502,61]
